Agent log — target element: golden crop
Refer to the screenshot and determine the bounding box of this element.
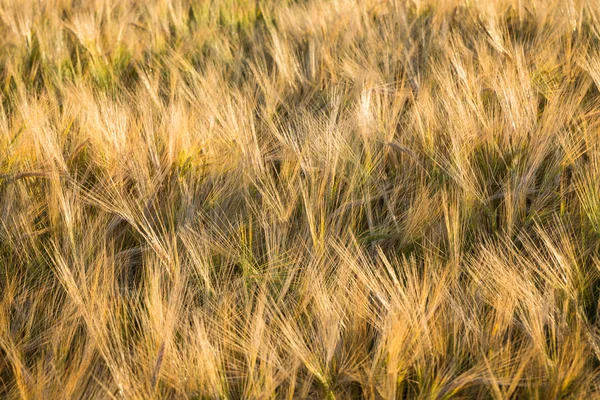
[1,0,600,398]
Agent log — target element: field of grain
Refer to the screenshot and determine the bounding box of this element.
[2,0,600,398]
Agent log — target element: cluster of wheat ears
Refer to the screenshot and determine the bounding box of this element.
[3,0,600,398]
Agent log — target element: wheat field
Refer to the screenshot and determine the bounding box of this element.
[2,0,600,398]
